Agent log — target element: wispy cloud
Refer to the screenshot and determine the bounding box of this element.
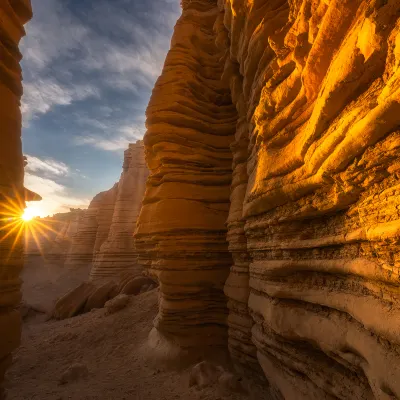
[20,0,180,215]
[74,125,145,152]
[25,155,70,176]
[21,79,99,126]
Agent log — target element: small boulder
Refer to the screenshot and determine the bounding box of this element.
[116,272,140,293]
[104,294,130,314]
[121,276,157,296]
[53,282,96,320]
[59,363,88,385]
[189,361,224,389]
[218,372,246,394]
[84,281,117,312]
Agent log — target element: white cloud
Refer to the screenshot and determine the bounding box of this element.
[25,155,70,176]
[21,79,99,126]
[74,123,145,151]
[24,173,89,217]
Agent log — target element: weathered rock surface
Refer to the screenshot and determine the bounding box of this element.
[52,274,157,319]
[135,0,237,350]
[0,1,32,395]
[91,141,148,281]
[64,186,118,268]
[104,294,130,314]
[136,0,400,398]
[53,282,96,320]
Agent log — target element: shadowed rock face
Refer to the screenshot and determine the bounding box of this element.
[44,210,85,262]
[0,0,32,395]
[64,185,118,269]
[90,141,148,281]
[137,0,400,398]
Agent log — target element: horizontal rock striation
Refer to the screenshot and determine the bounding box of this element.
[0,0,32,396]
[137,0,400,398]
[64,186,118,268]
[135,0,238,349]
[91,141,148,281]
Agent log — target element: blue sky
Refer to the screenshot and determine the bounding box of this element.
[21,0,180,217]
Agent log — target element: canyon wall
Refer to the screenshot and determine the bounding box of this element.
[64,189,114,268]
[0,0,32,397]
[66,141,148,277]
[137,0,400,398]
[46,209,85,263]
[91,141,148,281]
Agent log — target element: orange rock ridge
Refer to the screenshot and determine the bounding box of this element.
[136,0,400,398]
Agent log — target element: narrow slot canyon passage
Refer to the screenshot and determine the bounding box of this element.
[2,0,400,399]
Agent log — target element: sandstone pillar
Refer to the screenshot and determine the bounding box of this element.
[0,1,32,396]
[135,0,237,350]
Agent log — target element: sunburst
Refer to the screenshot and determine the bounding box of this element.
[0,187,57,260]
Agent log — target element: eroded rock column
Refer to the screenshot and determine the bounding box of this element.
[0,0,32,396]
[91,141,148,281]
[135,0,237,349]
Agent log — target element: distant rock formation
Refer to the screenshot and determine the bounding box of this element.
[91,141,148,281]
[64,189,115,268]
[24,209,85,259]
[136,0,400,398]
[65,140,148,277]
[0,1,32,396]
[45,209,85,263]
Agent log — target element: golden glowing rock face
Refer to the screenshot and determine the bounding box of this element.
[138,0,400,397]
[0,0,32,395]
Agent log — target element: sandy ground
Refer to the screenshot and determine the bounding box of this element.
[6,258,271,400]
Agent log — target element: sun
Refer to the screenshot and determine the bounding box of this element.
[21,208,35,222]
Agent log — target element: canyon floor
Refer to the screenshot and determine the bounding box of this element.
[5,258,270,400]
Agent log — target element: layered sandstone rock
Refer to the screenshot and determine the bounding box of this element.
[0,1,32,396]
[135,0,238,349]
[93,182,119,255]
[137,0,400,398]
[90,141,148,281]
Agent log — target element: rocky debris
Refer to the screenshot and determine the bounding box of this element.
[189,362,245,394]
[59,363,89,385]
[91,141,149,281]
[120,276,156,296]
[53,283,96,320]
[51,274,158,320]
[83,281,117,312]
[218,372,246,394]
[19,302,47,321]
[104,294,130,314]
[189,362,224,389]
